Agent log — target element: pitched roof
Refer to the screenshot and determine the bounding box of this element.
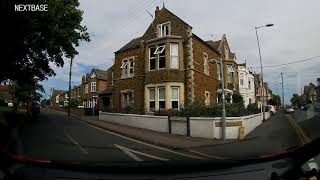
[116,37,142,53]
[205,40,221,51]
[52,90,65,95]
[92,68,107,80]
[192,34,220,54]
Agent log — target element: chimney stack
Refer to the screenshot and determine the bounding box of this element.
[155,6,160,17]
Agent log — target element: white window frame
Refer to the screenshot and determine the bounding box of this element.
[248,79,251,90]
[157,45,166,69]
[171,87,179,110]
[149,88,156,111]
[240,74,244,86]
[154,45,165,54]
[91,82,96,92]
[85,84,88,93]
[227,65,234,82]
[158,87,165,109]
[205,91,210,106]
[149,46,156,70]
[121,91,133,108]
[170,43,179,69]
[204,53,209,76]
[157,22,170,37]
[121,58,134,78]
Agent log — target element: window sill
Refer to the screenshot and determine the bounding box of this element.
[121,76,134,80]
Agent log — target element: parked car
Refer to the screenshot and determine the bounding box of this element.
[300,106,307,110]
[284,106,294,113]
[268,105,277,115]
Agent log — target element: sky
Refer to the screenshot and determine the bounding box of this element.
[41,0,320,105]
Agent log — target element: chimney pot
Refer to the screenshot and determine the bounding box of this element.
[155,6,160,17]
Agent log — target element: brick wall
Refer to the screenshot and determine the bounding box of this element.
[114,47,145,112]
[192,37,220,105]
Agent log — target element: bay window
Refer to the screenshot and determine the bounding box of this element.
[216,63,222,80]
[149,88,155,111]
[227,65,234,82]
[149,46,156,70]
[171,87,179,110]
[158,87,165,109]
[170,43,179,69]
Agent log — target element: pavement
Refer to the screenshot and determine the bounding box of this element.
[14,106,320,164]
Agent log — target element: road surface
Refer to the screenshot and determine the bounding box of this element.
[18,107,319,164]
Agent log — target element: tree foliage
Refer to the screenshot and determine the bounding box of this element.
[2,0,90,83]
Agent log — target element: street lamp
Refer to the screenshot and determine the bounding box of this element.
[210,58,226,140]
[255,23,274,121]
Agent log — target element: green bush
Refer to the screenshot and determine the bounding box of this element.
[246,103,260,114]
[121,106,145,115]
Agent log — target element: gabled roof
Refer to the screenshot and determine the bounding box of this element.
[116,37,143,53]
[92,68,107,80]
[192,34,220,54]
[205,40,221,51]
[52,90,65,95]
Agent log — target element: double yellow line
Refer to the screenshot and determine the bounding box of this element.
[286,114,311,144]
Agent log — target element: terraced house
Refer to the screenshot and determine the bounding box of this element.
[81,68,108,115]
[101,6,239,113]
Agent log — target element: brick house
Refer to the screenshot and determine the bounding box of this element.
[81,68,108,115]
[50,89,65,109]
[102,6,239,113]
[206,34,239,103]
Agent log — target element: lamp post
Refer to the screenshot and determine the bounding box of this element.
[255,23,273,121]
[68,58,73,117]
[211,58,226,140]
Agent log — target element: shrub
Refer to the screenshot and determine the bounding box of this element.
[121,106,145,115]
[246,103,260,114]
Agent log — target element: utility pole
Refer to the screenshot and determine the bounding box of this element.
[281,72,284,107]
[220,57,226,140]
[68,58,73,117]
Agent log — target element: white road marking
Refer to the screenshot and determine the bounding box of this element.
[65,131,88,154]
[78,121,207,160]
[115,144,169,161]
[189,150,229,160]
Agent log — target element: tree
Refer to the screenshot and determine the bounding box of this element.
[2,0,90,83]
[68,98,80,108]
[290,94,301,107]
[232,93,244,105]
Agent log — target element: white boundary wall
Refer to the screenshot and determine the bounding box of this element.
[99,112,168,132]
[99,112,270,139]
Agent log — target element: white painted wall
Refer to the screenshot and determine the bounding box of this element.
[190,117,215,138]
[238,65,255,107]
[99,112,169,132]
[99,112,270,139]
[171,117,187,136]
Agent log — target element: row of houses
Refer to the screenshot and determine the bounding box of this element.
[50,6,273,115]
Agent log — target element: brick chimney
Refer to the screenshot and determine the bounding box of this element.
[155,6,160,17]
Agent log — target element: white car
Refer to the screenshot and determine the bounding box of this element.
[285,106,294,113]
[268,105,277,115]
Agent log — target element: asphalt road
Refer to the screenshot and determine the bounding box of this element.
[18,107,319,165]
[20,109,208,164]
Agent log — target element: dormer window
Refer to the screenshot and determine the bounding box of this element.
[157,22,170,37]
